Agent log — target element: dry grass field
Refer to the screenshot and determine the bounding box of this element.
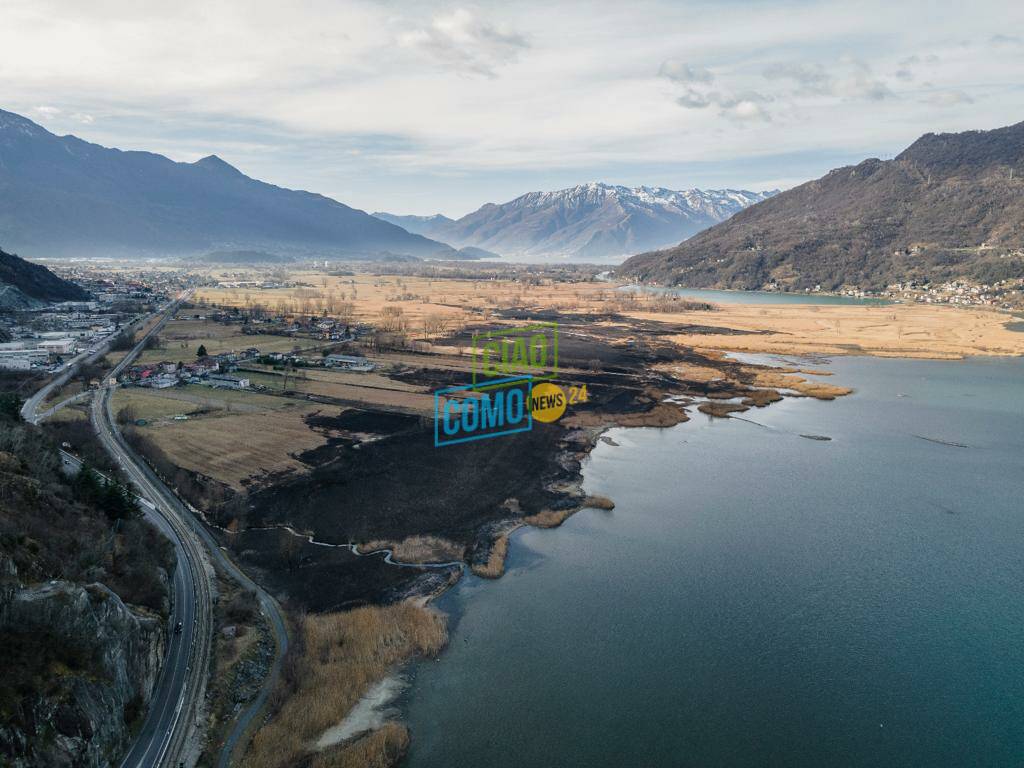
[242,368,436,415]
[135,317,324,366]
[192,269,1024,360]
[648,302,1024,359]
[115,384,332,488]
[112,388,204,421]
[194,270,608,338]
[139,404,327,488]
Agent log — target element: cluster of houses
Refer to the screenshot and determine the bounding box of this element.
[122,346,375,391]
[122,349,259,390]
[258,350,376,372]
[0,269,171,372]
[241,315,354,342]
[884,278,1024,308]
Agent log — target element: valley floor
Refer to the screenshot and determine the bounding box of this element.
[110,267,1024,767]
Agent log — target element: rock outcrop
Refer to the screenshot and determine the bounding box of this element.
[0,556,166,768]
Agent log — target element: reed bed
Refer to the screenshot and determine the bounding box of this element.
[244,602,447,768]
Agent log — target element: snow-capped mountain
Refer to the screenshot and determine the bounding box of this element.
[375,183,776,261]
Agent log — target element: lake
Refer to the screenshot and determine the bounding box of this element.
[619,284,891,305]
[402,355,1024,768]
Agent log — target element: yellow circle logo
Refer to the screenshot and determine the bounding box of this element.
[530,382,567,423]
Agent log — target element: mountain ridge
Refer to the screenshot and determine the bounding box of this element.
[0,109,451,260]
[375,183,775,260]
[619,121,1024,290]
[0,247,91,308]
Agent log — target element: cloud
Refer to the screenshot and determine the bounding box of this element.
[675,89,713,108]
[658,59,714,84]
[898,54,939,66]
[398,8,528,78]
[721,99,771,122]
[990,34,1023,46]
[763,58,893,101]
[29,105,94,125]
[763,62,831,94]
[673,88,771,122]
[835,59,894,101]
[1,0,1019,214]
[32,105,62,118]
[921,90,975,105]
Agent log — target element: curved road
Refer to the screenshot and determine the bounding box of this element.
[21,307,152,425]
[33,291,288,767]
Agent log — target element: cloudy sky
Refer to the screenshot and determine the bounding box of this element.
[2,0,1023,216]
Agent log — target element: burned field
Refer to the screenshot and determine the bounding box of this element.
[212,312,836,615]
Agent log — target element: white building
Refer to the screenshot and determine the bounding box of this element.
[206,373,250,389]
[38,338,77,355]
[324,354,375,372]
[0,348,49,369]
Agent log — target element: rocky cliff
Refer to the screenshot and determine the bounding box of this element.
[0,556,166,768]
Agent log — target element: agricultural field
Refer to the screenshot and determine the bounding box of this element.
[134,317,328,366]
[119,383,331,489]
[193,270,609,337]
[240,365,435,415]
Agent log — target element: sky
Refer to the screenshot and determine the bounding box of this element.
[2,0,1023,217]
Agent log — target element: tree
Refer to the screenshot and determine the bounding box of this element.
[0,392,23,421]
[72,465,140,521]
[196,344,208,358]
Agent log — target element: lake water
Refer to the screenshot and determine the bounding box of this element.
[403,355,1024,768]
[619,284,891,306]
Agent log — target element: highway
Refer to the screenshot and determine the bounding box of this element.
[32,289,288,767]
[67,290,213,768]
[94,380,289,768]
[94,382,213,768]
[20,307,152,425]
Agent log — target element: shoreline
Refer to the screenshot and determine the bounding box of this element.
[220,297,1020,767]
[296,346,863,764]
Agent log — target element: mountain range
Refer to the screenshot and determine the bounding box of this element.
[375,184,775,260]
[0,247,91,309]
[0,109,449,260]
[620,121,1024,290]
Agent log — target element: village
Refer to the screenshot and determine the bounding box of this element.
[120,308,374,392]
[882,277,1024,309]
[0,270,178,371]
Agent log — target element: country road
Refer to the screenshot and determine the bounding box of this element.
[93,382,214,768]
[31,289,288,767]
[95,381,290,768]
[82,291,212,768]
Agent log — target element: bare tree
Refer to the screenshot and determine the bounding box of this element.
[378,305,407,333]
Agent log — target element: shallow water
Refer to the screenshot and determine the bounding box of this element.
[619,283,891,305]
[403,356,1024,768]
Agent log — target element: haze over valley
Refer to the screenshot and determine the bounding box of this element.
[2,2,1024,768]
